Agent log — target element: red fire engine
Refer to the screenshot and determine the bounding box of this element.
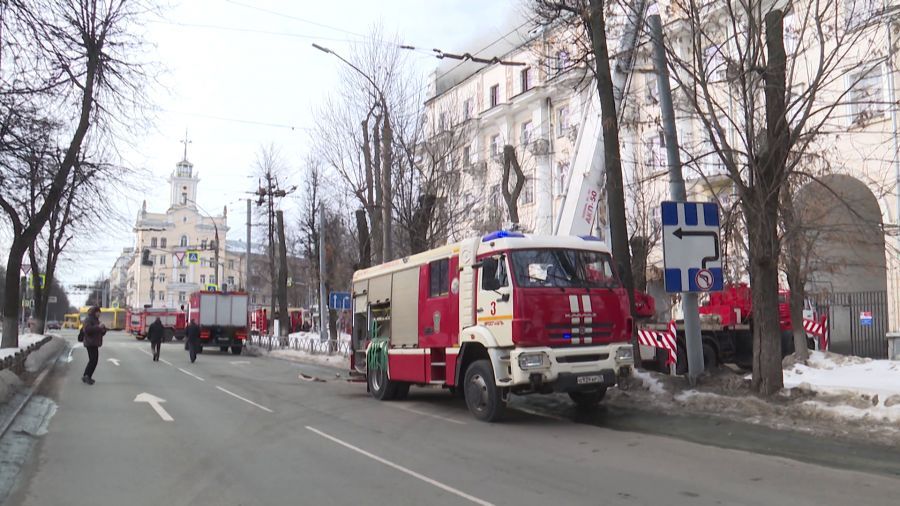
[350,231,634,422]
[126,308,186,341]
[188,291,249,355]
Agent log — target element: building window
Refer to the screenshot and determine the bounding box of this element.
[228,260,235,270]
[201,239,207,250]
[200,274,206,284]
[228,276,235,286]
[520,67,533,93]
[158,291,165,301]
[557,106,570,137]
[463,98,474,120]
[158,274,165,282]
[463,145,471,166]
[845,0,879,29]
[490,134,500,157]
[210,275,216,284]
[251,295,257,304]
[181,192,187,205]
[520,121,533,146]
[489,84,500,108]
[180,235,188,247]
[428,258,450,298]
[849,64,885,123]
[150,237,157,248]
[555,50,569,73]
[160,237,167,248]
[179,292,186,302]
[490,184,501,209]
[438,111,448,131]
[179,273,186,283]
[704,45,726,83]
[555,161,569,196]
[159,255,166,266]
[523,177,534,204]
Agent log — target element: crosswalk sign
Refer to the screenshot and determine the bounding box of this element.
[206,284,218,292]
[29,274,46,289]
[187,250,200,264]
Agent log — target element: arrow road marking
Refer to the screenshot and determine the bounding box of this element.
[178,368,205,381]
[672,228,720,268]
[215,386,273,413]
[107,358,120,366]
[134,393,173,422]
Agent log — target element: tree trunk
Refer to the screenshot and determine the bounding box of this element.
[786,267,809,360]
[586,0,637,353]
[3,245,26,342]
[361,115,380,266]
[28,246,45,335]
[781,185,810,361]
[276,210,290,337]
[630,236,649,292]
[501,146,526,225]
[371,114,384,264]
[746,196,784,395]
[410,194,437,254]
[355,209,371,269]
[381,105,394,261]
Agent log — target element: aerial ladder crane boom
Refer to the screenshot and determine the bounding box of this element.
[554,0,649,237]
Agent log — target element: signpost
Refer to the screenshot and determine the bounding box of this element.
[329,291,351,311]
[661,201,723,293]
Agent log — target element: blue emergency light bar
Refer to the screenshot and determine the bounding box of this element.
[482,230,525,242]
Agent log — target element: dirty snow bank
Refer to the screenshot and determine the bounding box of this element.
[783,350,900,401]
[268,348,346,368]
[0,370,23,404]
[24,336,67,373]
[0,334,46,361]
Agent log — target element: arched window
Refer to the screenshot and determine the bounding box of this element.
[180,235,188,247]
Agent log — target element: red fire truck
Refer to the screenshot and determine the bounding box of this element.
[350,231,635,422]
[188,291,249,355]
[126,308,186,341]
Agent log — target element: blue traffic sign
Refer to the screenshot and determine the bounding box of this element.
[661,201,723,293]
[329,291,351,310]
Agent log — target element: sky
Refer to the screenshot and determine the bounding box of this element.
[27,0,533,305]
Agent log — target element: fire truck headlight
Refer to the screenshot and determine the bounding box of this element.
[517,353,546,370]
[615,347,634,363]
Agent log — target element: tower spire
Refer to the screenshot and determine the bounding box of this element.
[180,128,192,162]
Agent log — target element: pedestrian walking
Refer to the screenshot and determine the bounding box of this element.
[186,319,201,363]
[148,317,165,362]
[81,306,107,385]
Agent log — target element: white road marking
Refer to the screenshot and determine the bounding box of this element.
[395,404,466,425]
[160,358,173,366]
[230,360,251,365]
[138,348,152,357]
[178,368,205,381]
[134,393,174,422]
[305,426,493,506]
[106,358,120,366]
[215,386,273,413]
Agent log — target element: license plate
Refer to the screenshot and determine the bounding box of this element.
[577,375,603,385]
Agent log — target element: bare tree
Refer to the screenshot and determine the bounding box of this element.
[1,0,151,347]
[660,0,881,393]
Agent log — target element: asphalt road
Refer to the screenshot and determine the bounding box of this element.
[4,330,899,506]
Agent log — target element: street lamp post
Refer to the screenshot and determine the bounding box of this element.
[187,198,223,290]
[313,43,394,262]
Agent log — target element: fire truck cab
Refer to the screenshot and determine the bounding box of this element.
[351,231,635,422]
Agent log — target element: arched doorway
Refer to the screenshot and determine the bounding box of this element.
[795,174,888,357]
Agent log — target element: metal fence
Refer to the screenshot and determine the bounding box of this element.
[812,290,888,359]
[247,334,351,357]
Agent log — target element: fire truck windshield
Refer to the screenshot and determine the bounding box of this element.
[509,249,621,289]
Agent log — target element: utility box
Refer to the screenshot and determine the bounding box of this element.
[887,332,900,360]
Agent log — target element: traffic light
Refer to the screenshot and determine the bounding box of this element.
[141,249,152,266]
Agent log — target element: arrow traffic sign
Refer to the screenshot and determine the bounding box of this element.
[661,201,723,293]
[134,392,173,422]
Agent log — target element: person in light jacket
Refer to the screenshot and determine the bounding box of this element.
[147,317,165,362]
[81,306,107,385]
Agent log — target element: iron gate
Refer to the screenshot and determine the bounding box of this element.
[812,291,888,358]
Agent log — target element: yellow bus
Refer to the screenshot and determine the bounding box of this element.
[78,307,126,331]
[63,313,81,329]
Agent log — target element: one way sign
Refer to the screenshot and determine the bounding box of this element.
[661,201,723,293]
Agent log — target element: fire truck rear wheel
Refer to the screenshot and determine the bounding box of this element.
[463,359,506,422]
[135,335,145,341]
[231,345,243,355]
[568,388,607,410]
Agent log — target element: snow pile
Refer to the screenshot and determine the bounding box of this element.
[0,334,46,361]
[287,331,351,343]
[267,348,347,369]
[24,336,67,373]
[0,370,24,404]
[631,369,668,395]
[783,350,900,422]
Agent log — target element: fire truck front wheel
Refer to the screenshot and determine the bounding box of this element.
[368,366,403,401]
[463,359,506,422]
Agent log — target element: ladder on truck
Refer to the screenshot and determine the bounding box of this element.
[554,0,649,238]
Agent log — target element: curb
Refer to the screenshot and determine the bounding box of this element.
[0,341,68,440]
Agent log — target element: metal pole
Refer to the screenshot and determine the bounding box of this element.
[885,7,900,251]
[318,203,328,342]
[649,12,704,383]
[246,199,251,293]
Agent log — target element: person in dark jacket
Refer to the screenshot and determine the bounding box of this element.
[81,306,107,385]
[185,319,201,363]
[147,317,165,362]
